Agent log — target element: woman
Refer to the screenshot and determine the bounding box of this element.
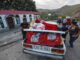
[69,21,80,48]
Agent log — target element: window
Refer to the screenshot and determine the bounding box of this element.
[23,15,27,22]
[36,15,40,19]
[34,15,37,20]
[16,15,20,24]
[29,15,32,21]
[35,15,38,19]
[0,17,4,28]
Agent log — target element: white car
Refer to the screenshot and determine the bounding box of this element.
[23,21,66,60]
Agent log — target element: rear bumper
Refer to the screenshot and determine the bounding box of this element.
[23,48,64,60]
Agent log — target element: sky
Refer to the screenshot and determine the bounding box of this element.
[33,0,80,9]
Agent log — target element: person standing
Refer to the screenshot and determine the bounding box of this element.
[68,21,80,48]
[57,17,62,25]
[62,19,67,25]
[20,20,30,40]
[60,23,68,42]
[77,22,80,29]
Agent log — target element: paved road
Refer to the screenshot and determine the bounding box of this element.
[0,23,80,60]
[0,28,21,41]
[0,35,80,60]
[0,28,22,46]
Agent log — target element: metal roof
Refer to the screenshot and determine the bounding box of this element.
[0,10,40,15]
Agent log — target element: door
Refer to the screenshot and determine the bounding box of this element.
[0,17,4,28]
[6,16,15,29]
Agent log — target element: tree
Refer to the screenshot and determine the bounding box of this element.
[0,0,37,11]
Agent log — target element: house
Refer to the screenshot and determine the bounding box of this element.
[0,10,40,31]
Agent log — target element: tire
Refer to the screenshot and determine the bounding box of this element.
[62,56,65,60]
[22,48,25,53]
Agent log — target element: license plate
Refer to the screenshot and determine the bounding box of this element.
[32,45,51,52]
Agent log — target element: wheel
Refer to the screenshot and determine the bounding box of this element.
[22,48,25,53]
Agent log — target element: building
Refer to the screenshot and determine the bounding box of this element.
[0,10,40,31]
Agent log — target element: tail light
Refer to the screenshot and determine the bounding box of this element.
[51,49,64,54]
[23,44,32,48]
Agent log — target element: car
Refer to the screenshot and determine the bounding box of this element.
[23,20,66,60]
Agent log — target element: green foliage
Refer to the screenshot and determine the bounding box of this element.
[0,0,36,11]
[40,13,58,21]
[76,18,80,22]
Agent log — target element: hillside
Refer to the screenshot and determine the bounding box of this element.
[38,4,80,16]
[55,4,80,16]
[37,9,52,12]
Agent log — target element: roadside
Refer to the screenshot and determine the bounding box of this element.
[0,28,21,39]
[0,28,23,47]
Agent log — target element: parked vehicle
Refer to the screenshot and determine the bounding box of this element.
[23,20,66,60]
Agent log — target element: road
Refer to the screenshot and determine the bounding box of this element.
[0,34,80,60]
[0,28,21,41]
[0,23,80,60]
[0,28,22,46]
[0,41,50,60]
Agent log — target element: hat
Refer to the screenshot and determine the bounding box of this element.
[35,19,41,23]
